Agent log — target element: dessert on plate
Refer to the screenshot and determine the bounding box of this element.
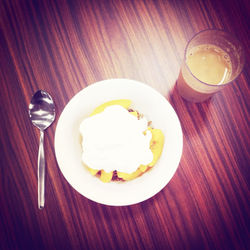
[79,100,164,182]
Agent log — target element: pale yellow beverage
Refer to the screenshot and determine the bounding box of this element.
[177,44,232,102]
[187,44,232,85]
[177,30,244,102]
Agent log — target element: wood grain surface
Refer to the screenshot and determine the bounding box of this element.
[0,0,249,249]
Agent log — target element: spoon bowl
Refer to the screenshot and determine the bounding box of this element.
[29,90,55,209]
[29,91,55,130]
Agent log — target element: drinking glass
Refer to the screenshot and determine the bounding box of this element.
[177,29,245,102]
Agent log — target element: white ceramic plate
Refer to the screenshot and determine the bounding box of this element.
[54,79,183,206]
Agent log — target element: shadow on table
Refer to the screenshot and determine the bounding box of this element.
[167,82,212,139]
[86,191,165,220]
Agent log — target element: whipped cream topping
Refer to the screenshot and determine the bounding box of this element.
[79,105,153,174]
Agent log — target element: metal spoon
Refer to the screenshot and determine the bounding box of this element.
[29,90,55,209]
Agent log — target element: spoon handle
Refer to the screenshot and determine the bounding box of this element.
[38,130,45,209]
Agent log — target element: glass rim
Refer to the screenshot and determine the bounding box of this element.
[184,29,245,88]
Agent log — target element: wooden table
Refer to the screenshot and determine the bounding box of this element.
[1,0,249,249]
